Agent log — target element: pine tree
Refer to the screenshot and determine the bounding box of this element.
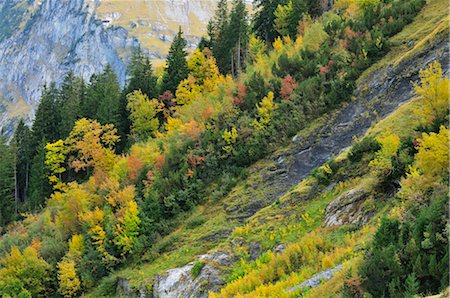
[11,119,32,205]
[0,134,15,226]
[209,0,230,74]
[28,138,50,211]
[227,0,249,77]
[81,65,121,129]
[253,0,285,45]
[161,28,189,94]
[125,48,158,99]
[58,72,84,139]
[404,273,419,298]
[32,83,61,147]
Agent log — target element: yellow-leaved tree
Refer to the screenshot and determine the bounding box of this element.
[0,245,51,297]
[57,259,81,298]
[400,126,449,201]
[127,90,162,141]
[65,118,119,176]
[175,75,201,106]
[252,91,278,131]
[45,139,68,189]
[222,127,239,155]
[369,130,400,176]
[187,48,220,90]
[412,61,449,124]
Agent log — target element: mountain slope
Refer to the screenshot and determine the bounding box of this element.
[0,0,139,136]
[89,0,449,296]
[96,0,220,64]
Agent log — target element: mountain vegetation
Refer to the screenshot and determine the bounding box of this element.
[0,0,448,297]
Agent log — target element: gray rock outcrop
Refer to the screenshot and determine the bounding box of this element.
[323,189,373,227]
[289,264,343,292]
[151,252,231,298]
[0,0,139,136]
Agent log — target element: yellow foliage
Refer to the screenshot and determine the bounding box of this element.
[222,127,238,154]
[303,23,329,52]
[294,36,303,50]
[412,61,449,124]
[49,182,96,235]
[0,245,51,297]
[176,75,201,106]
[127,90,162,141]
[187,48,220,89]
[66,118,119,175]
[272,36,283,51]
[274,1,293,36]
[369,131,400,176]
[252,91,278,131]
[211,230,359,297]
[57,259,81,298]
[114,200,140,255]
[129,141,161,165]
[68,234,84,260]
[248,34,266,63]
[45,139,67,189]
[400,126,449,201]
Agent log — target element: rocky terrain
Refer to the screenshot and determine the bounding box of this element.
[0,0,141,136]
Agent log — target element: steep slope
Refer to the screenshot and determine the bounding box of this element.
[96,0,219,64]
[0,0,139,136]
[90,1,449,296]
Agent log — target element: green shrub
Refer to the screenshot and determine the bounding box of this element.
[191,261,205,279]
[186,216,206,229]
[348,137,380,163]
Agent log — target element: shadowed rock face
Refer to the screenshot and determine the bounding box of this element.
[0,0,139,136]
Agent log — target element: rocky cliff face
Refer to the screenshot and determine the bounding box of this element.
[0,0,139,136]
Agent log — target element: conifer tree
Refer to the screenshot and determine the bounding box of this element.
[28,138,50,211]
[209,0,230,74]
[227,0,249,77]
[12,119,32,205]
[0,134,15,226]
[81,65,121,129]
[32,83,61,147]
[58,72,84,139]
[125,48,158,99]
[253,0,285,45]
[161,28,189,94]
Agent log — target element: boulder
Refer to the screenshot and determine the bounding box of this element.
[288,264,343,292]
[152,252,230,298]
[323,189,372,227]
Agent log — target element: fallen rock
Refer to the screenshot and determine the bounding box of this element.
[323,189,372,227]
[152,252,230,298]
[273,244,286,254]
[288,264,343,292]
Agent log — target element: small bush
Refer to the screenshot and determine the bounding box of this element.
[348,137,380,163]
[191,261,205,279]
[186,216,206,229]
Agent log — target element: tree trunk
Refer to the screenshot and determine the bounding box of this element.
[237,35,241,76]
[231,50,235,78]
[14,163,18,215]
[24,162,29,202]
